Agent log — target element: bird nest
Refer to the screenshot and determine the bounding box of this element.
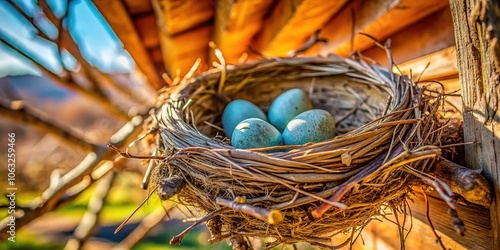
[141,55,450,249]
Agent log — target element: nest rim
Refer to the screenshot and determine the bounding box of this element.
[147,55,445,248]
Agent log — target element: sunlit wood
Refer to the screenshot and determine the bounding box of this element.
[361,6,455,66]
[333,0,449,57]
[93,0,163,89]
[213,0,274,63]
[397,46,457,81]
[252,0,348,57]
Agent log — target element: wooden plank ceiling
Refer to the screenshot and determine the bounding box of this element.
[93,0,456,89]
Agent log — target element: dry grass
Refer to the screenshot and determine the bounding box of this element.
[142,55,450,249]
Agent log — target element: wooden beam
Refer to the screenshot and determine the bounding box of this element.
[158,25,212,77]
[122,0,153,16]
[252,0,349,57]
[361,6,455,66]
[92,0,163,89]
[409,191,492,249]
[152,0,213,77]
[450,0,500,248]
[305,0,398,56]
[133,14,160,49]
[154,0,214,36]
[357,208,468,249]
[332,0,449,57]
[397,46,458,81]
[212,0,274,63]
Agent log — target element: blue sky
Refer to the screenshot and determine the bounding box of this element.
[0,0,134,78]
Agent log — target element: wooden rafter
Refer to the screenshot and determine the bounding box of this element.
[154,0,214,36]
[212,0,274,63]
[450,0,500,248]
[152,0,214,77]
[331,0,449,57]
[252,0,349,57]
[302,0,397,57]
[92,0,163,89]
[397,46,458,81]
[361,6,455,66]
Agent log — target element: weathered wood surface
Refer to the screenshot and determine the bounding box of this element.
[152,0,213,77]
[252,0,348,57]
[362,6,455,66]
[304,0,396,56]
[213,0,274,63]
[409,190,493,249]
[309,0,448,57]
[450,0,500,249]
[92,0,162,89]
[331,0,449,57]
[397,46,458,81]
[154,0,214,36]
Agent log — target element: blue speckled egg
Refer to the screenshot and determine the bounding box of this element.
[231,118,282,149]
[222,100,267,137]
[268,88,313,132]
[282,109,336,145]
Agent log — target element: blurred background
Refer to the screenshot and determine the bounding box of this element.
[0,0,230,249]
[0,0,470,249]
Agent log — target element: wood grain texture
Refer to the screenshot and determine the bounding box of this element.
[159,25,212,77]
[154,0,214,36]
[332,0,449,57]
[361,6,455,66]
[92,0,162,89]
[212,0,274,63]
[252,0,348,57]
[449,0,500,248]
[306,0,398,56]
[397,46,458,81]
[409,191,493,249]
[152,0,213,77]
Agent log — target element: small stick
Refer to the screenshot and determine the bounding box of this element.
[216,197,284,224]
[107,143,165,160]
[287,29,327,57]
[170,208,229,245]
[115,186,158,234]
[421,188,448,250]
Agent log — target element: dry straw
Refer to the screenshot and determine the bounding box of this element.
[143,55,451,249]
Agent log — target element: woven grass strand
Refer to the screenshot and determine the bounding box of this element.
[146,56,444,248]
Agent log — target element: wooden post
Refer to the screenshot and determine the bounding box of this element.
[449,0,500,248]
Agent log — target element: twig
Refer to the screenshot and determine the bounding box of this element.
[113,205,172,250]
[65,171,117,250]
[421,188,448,250]
[0,31,129,119]
[0,98,96,151]
[107,143,165,160]
[0,116,144,241]
[216,197,284,224]
[6,0,52,41]
[170,208,229,245]
[41,0,144,104]
[287,30,327,57]
[114,185,158,234]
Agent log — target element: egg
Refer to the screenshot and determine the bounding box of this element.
[268,88,313,132]
[231,118,283,149]
[222,100,267,137]
[282,109,336,145]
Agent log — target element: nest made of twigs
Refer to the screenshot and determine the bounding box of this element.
[145,55,447,249]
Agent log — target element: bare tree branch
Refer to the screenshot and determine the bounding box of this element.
[0,31,130,119]
[0,115,144,241]
[39,0,145,104]
[6,0,52,41]
[65,171,117,250]
[112,205,171,250]
[0,98,96,151]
